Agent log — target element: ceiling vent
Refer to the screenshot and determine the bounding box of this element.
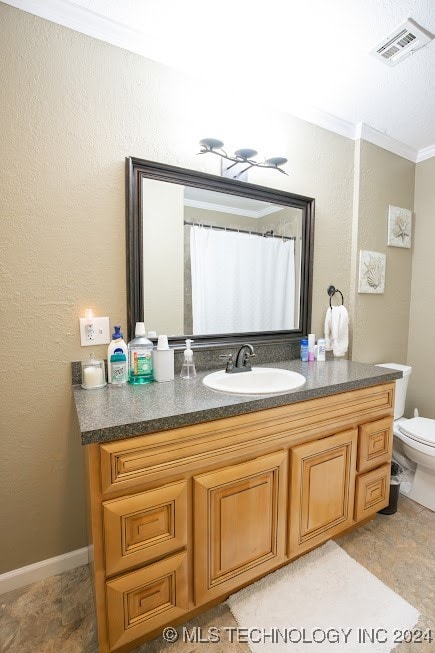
[370,18,433,66]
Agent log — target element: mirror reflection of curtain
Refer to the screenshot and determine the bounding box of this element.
[190,226,295,334]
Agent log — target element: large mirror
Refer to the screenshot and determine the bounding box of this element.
[126,157,314,346]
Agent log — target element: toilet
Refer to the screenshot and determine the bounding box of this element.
[377,363,435,511]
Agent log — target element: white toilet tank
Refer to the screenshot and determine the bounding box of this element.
[376,363,412,419]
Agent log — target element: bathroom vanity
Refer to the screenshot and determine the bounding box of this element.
[74,360,401,653]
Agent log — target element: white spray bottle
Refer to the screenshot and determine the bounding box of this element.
[180,339,197,379]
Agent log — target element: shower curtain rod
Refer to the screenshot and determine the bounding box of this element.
[184,221,296,241]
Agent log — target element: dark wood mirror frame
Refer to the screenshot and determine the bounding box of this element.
[126,157,315,347]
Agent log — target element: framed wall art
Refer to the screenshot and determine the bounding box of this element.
[387,205,412,248]
[358,250,386,294]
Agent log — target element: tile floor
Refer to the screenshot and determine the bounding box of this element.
[1,495,434,653]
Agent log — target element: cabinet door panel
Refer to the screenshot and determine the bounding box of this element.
[103,481,187,576]
[194,450,287,605]
[289,429,357,556]
[217,474,273,573]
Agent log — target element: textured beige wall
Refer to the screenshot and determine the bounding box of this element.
[407,157,435,418]
[0,3,403,573]
[350,140,415,365]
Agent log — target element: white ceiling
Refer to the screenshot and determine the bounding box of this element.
[4,0,435,161]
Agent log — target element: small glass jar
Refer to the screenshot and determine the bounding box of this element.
[81,355,106,389]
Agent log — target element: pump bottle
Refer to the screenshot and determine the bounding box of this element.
[107,326,128,383]
[180,339,197,379]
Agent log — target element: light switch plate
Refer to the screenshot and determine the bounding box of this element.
[79,317,110,346]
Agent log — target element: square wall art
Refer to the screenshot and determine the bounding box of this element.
[358,250,386,294]
[387,205,412,248]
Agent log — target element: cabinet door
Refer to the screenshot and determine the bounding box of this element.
[194,450,288,605]
[289,429,357,556]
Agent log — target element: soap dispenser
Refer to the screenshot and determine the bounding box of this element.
[107,326,128,384]
[180,339,197,379]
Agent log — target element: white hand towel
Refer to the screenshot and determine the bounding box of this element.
[324,305,349,356]
[324,308,333,351]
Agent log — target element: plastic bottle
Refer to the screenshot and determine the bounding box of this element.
[128,322,154,384]
[107,326,128,383]
[316,338,326,362]
[180,339,197,379]
[300,338,309,362]
[152,335,174,382]
[110,352,127,385]
[308,333,316,362]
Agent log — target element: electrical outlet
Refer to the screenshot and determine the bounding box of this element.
[79,317,110,346]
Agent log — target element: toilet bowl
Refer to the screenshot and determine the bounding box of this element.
[394,417,435,511]
[377,363,435,512]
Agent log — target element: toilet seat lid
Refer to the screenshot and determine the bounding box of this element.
[399,417,435,446]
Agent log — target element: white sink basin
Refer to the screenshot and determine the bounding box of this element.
[202,367,306,395]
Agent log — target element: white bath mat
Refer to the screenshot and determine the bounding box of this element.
[226,540,420,652]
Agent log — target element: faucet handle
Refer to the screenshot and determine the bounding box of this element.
[242,350,256,369]
[219,353,235,373]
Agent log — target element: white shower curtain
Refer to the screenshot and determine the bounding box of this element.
[190,226,295,334]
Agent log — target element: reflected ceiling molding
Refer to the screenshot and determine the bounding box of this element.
[184,187,282,219]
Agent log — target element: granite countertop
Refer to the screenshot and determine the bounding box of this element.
[73,359,401,445]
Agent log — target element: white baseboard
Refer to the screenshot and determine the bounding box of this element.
[0,547,89,595]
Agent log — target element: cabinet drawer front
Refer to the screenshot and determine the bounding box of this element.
[289,429,357,555]
[355,464,390,520]
[103,481,187,576]
[358,417,393,473]
[99,383,394,494]
[106,551,188,651]
[194,450,288,605]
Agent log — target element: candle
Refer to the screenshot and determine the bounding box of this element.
[82,362,105,388]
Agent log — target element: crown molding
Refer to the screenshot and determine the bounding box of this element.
[416,144,435,163]
[3,0,434,163]
[2,0,150,54]
[355,124,418,162]
[287,105,356,141]
[184,198,281,218]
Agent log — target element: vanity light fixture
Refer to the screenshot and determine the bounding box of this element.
[198,138,288,180]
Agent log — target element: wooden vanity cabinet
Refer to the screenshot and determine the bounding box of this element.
[84,381,395,653]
